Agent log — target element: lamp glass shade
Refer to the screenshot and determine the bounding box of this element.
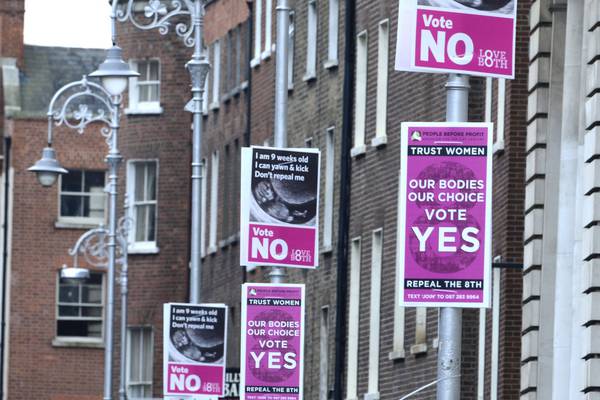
[102,76,128,96]
[27,147,68,187]
[36,171,58,187]
[60,266,90,283]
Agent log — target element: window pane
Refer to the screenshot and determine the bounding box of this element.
[61,170,82,191]
[82,306,102,317]
[139,85,150,103]
[61,195,83,217]
[136,206,147,242]
[87,321,102,337]
[87,273,102,285]
[135,164,145,201]
[149,61,159,80]
[130,330,142,381]
[147,163,157,201]
[138,61,149,81]
[59,285,79,303]
[82,285,102,303]
[88,193,105,219]
[58,306,79,317]
[148,84,159,102]
[147,205,156,242]
[84,171,105,192]
[143,330,153,380]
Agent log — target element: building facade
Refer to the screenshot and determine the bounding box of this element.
[522,0,600,397]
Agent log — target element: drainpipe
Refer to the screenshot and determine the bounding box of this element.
[0,136,11,400]
[333,0,355,398]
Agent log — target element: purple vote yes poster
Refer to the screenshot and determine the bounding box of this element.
[240,283,305,400]
[395,0,517,78]
[399,122,492,308]
[240,146,320,269]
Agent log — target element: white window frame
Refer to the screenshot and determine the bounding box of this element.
[304,0,318,81]
[210,40,221,109]
[251,0,262,67]
[366,229,383,400]
[372,19,389,148]
[323,127,335,252]
[262,0,273,59]
[126,326,154,399]
[126,59,163,115]
[208,150,219,254]
[351,30,368,157]
[389,171,406,360]
[54,272,105,346]
[57,169,106,227]
[325,0,339,68]
[346,236,361,400]
[126,160,159,254]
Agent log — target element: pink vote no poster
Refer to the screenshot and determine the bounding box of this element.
[240,284,305,400]
[240,146,320,269]
[399,122,492,308]
[395,0,517,78]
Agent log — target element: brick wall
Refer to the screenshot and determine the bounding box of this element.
[7,117,107,399]
[0,0,24,66]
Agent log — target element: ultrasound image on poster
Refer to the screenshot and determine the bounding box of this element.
[250,148,319,227]
[417,0,515,14]
[168,304,226,365]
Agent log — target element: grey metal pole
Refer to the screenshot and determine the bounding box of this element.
[269,0,290,284]
[188,0,209,303]
[118,198,130,400]
[104,99,123,400]
[436,73,469,400]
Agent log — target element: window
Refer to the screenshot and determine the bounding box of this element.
[304,0,318,81]
[367,229,383,398]
[373,20,389,147]
[263,0,273,59]
[56,272,104,339]
[346,237,361,400]
[127,161,158,252]
[128,59,162,114]
[288,11,296,90]
[211,40,221,108]
[352,31,368,157]
[208,150,219,253]
[325,0,339,68]
[225,31,234,98]
[252,0,262,66]
[323,127,335,251]
[235,25,242,90]
[127,327,154,399]
[202,67,209,115]
[410,308,428,354]
[59,169,105,225]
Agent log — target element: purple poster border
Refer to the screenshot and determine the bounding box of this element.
[240,283,305,400]
[399,122,492,308]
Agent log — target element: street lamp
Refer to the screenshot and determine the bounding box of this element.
[60,204,132,400]
[112,0,210,303]
[28,47,137,400]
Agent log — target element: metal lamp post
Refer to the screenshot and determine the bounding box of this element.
[111,0,210,303]
[60,203,132,400]
[28,48,138,400]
